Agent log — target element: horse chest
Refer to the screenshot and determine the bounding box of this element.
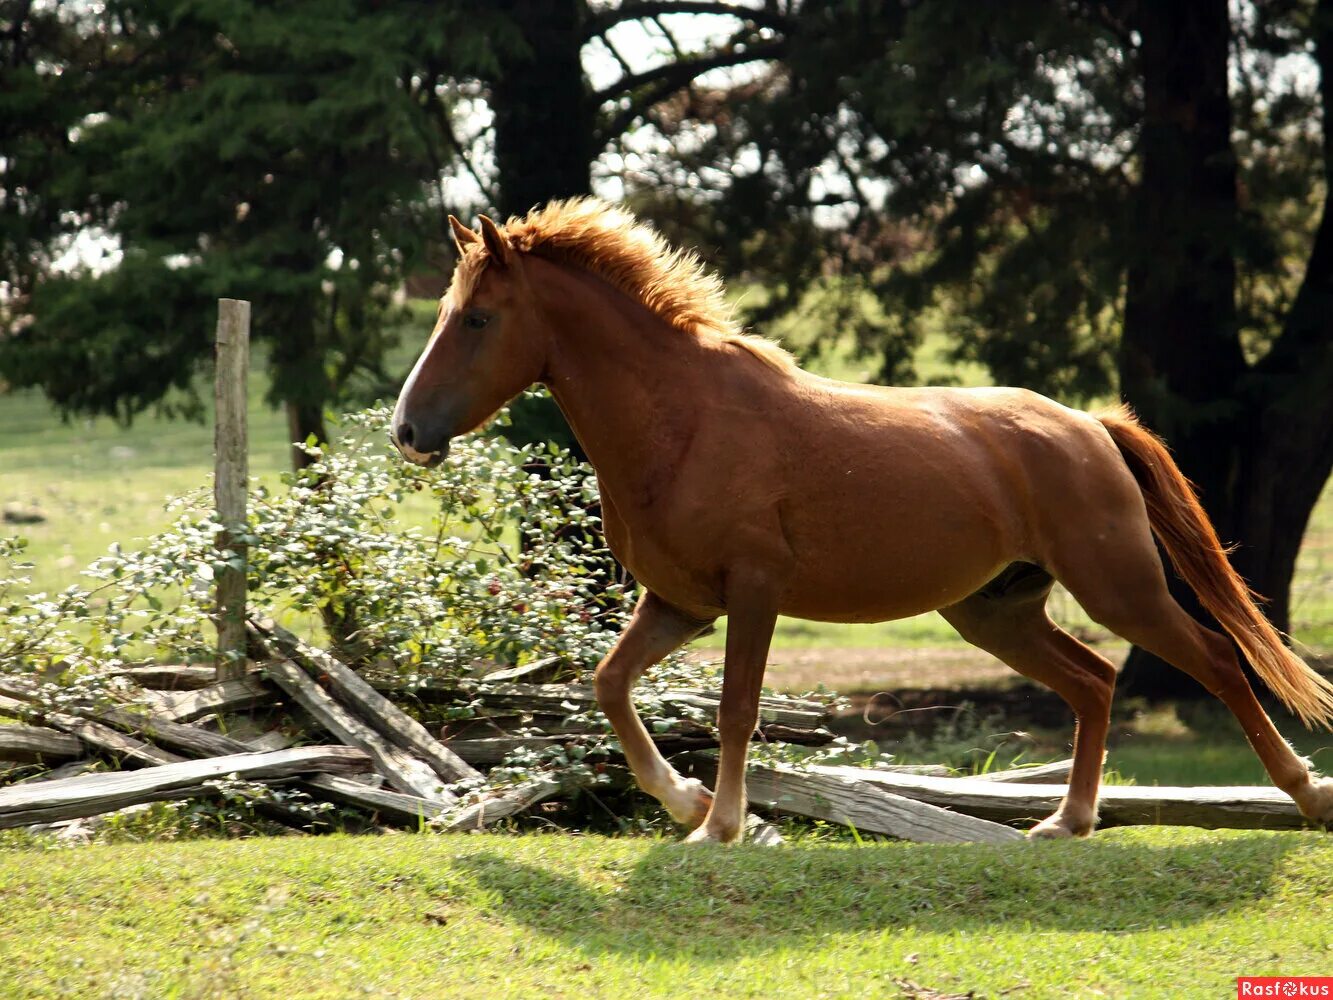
[599,491,731,615]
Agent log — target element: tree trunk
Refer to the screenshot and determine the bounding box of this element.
[489,0,593,456]
[1118,0,1333,702]
[491,0,593,219]
[285,399,329,472]
[485,1,635,619]
[1117,0,1244,700]
[1229,0,1333,657]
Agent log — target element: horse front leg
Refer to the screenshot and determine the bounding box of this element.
[593,590,716,825]
[685,573,778,844]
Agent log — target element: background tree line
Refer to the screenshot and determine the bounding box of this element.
[3,0,1331,699]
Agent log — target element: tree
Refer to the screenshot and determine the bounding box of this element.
[1116,0,1333,698]
[1,0,507,466]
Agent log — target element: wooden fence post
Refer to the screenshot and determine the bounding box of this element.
[214,298,250,681]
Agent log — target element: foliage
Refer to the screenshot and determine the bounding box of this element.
[0,401,638,684]
[1,0,796,452]
[628,0,1133,399]
[0,401,779,808]
[0,0,509,438]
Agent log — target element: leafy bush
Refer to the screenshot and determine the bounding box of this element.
[1,401,644,690]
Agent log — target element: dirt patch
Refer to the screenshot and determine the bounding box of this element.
[686,642,1132,743]
[687,642,1130,696]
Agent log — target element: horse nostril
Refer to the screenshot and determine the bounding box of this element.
[396,422,415,448]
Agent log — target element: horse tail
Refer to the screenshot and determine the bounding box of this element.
[1096,403,1333,730]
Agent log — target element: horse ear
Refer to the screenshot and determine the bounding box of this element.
[449,215,481,255]
[478,215,513,269]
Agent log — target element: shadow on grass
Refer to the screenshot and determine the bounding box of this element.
[445,831,1319,960]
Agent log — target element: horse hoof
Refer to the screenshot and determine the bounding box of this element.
[664,778,713,827]
[684,822,742,845]
[1027,813,1093,840]
[1296,776,1333,828]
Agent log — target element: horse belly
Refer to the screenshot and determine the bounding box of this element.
[780,539,1005,622]
[775,473,1014,623]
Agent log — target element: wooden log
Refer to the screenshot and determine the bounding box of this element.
[0,680,262,766]
[744,813,785,847]
[117,665,218,690]
[262,658,456,803]
[813,766,1309,830]
[972,758,1075,784]
[246,730,302,753]
[30,760,100,782]
[445,725,832,768]
[299,774,453,827]
[482,657,564,684]
[0,726,83,766]
[94,707,253,759]
[439,776,565,832]
[0,676,46,706]
[151,674,279,723]
[0,679,194,766]
[659,689,829,728]
[384,680,830,729]
[214,297,250,681]
[722,761,1023,845]
[15,785,220,829]
[446,735,625,767]
[46,715,184,767]
[0,745,369,829]
[249,619,482,784]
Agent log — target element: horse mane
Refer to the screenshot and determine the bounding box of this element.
[450,198,795,372]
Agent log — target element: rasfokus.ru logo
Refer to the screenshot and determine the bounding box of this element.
[1237,978,1333,998]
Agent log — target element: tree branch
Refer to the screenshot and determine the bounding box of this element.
[426,88,497,209]
[593,38,788,142]
[595,33,636,80]
[591,37,788,145]
[650,14,686,61]
[583,2,791,42]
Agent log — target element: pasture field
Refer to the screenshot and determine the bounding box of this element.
[2,300,1329,651]
[1,828,1330,998]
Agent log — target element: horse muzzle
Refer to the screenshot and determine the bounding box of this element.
[390,421,449,467]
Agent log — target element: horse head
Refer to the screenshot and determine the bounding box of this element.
[391,215,549,466]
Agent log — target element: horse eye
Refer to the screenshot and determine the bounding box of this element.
[463,310,491,331]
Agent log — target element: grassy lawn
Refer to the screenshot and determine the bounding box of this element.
[1,828,1329,998]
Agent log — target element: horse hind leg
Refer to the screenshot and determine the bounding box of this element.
[1055,552,1333,827]
[1102,604,1333,825]
[941,565,1116,839]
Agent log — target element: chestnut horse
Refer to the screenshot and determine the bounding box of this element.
[393,199,1333,844]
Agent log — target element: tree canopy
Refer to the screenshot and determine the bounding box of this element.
[1,0,511,457]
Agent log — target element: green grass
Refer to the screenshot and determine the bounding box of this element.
[879,701,1333,787]
[0,378,292,598]
[1107,704,1333,787]
[1,828,1329,998]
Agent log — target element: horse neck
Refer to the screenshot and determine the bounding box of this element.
[534,261,726,494]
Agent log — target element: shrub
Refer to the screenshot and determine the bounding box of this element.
[2,401,648,684]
